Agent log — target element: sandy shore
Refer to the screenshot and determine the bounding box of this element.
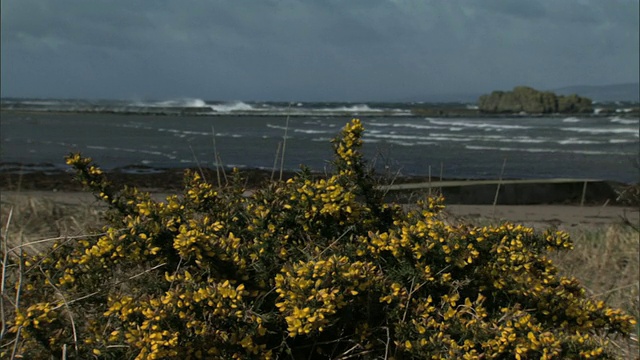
[2,190,637,233]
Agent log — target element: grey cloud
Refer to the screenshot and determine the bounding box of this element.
[478,0,547,19]
[1,0,638,101]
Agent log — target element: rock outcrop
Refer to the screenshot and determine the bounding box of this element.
[478,86,592,114]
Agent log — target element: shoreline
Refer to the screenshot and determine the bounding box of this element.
[0,165,636,206]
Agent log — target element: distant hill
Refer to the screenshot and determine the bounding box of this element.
[552,83,639,102]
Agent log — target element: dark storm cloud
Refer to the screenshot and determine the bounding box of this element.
[1,0,638,101]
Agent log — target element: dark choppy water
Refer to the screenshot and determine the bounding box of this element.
[1,108,638,183]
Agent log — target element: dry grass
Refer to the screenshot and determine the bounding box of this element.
[1,194,638,358]
[0,193,105,255]
[549,225,639,358]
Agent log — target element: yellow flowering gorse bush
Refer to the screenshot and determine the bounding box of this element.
[2,119,636,359]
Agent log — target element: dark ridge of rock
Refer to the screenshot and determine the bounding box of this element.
[478,86,593,114]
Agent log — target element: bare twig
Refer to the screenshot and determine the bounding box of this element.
[52,291,100,311]
[438,161,444,196]
[384,326,391,360]
[380,168,403,200]
[40,268,79,354]
[20,230,126,276]
[10,326,21,359]
[168,258,183,290]
[428,165,432,199]
[124,262,167,282]
[217,154,228,185]
[8,231,111,254]
[0,206,14,342]
[279,104,291,181]
[593,283,639,297]
[211,126,222,188]
[580,181,588,207]
[316,226,354,259]
[271,141,282,182]
[493,158,507,217]
[14,233,24,338]
[52,263,167,311]
[188,143,206,181]
[335,345,374,360]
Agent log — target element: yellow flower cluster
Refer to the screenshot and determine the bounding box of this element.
[4,119,635,359]
[275,255,380,336]
[11,302,56,331]
[293,176,360,221]
[333,118,364,170]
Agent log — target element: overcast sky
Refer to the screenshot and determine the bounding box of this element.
[1,0,638,101]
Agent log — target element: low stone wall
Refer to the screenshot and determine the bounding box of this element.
[386,181,622,205]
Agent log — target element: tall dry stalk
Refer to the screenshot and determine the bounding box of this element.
[492,158,507,216]
[211,126,222,188]
[279,104,291,181]
[0,207,13,342]
[271,141,282,182]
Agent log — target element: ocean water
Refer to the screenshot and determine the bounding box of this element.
[1,99,638,183]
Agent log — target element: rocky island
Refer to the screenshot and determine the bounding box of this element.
[478,86,593,114]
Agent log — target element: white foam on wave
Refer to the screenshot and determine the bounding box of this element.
[210,101,254,112]
[294,129,333,134]
[365,132,523,144]
[143,98,208,107]
[394,123,442,130]
[113,123,154,130]
[320,104,382,112]
[610,117,639,125]
[466,145,550,153]
[609,139,637,144]
[387,140,415,147]
[561,127,638,135]
[562,117,581,123]
[22,100,62,106]
[266,124,288,131]
[313,104,410,115]
[465,145,623,156]
[557,138,602,145]
[158,128,211,136]
[366,133,434,142]
[426,133,547,144]
[367,122,393,127]
[427,118,532,130]
[86,145,177,160]
[312,137,333,142]
[497,137,547,144]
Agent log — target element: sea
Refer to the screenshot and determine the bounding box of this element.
[1,98,639,183]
